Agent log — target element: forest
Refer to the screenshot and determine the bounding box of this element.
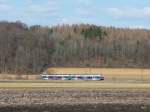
[0,21,150,74]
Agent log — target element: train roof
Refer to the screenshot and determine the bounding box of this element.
[41,74,102,76]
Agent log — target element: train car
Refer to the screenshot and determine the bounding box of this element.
[41,73,104,81]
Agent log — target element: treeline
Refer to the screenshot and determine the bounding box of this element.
[0,21,150,74]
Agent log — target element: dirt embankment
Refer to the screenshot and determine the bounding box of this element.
[0,89,150,112]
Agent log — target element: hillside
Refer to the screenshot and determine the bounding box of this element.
[0,21,150,74]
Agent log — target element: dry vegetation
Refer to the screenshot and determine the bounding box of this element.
[1,68,150,82]
[1,81,150,90]
[47,68,150,75]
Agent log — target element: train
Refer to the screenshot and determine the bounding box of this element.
[41,73,104,81]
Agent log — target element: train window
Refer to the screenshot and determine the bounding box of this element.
[48,76,54,79]
[64,76,69,78]
[54,76,62,80]
[42,76,48,78]
[57,76,62,79]
[42,75,49,80]
[86,76,92,79]
[77,76,84,80]
[94,76,100,79]
[71,76,76,80]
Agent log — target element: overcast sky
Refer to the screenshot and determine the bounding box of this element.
[0,0,150,29]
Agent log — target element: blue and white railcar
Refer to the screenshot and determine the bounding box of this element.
[41,74,104,81]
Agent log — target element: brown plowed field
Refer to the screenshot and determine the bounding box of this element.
[0,89,150,112]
